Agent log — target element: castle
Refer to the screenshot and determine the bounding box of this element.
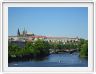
[8,28,79,44]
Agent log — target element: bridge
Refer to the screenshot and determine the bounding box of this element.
[49,49,78,54]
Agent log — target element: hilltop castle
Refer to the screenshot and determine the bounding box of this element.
[9,28,79,43]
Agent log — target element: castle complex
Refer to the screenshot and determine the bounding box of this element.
[8,29,79,44]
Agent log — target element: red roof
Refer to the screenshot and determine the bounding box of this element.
[31,36,47,38]
[31,36,66,38]
[30,36,76,39]
[46,36,67,38]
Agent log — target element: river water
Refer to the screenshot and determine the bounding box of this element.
[8,52,88,67]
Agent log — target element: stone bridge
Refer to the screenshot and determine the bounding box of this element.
[49,49,78,54]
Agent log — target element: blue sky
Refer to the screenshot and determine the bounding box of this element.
[8,7,88,39]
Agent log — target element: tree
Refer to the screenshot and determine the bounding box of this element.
[8,43,20,57]
[77,39,85,51]
[33,39,50,56]
[79,40,88,57]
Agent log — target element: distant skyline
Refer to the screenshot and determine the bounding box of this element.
[8,7,88,39]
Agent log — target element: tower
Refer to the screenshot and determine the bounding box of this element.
[17,28,20,36]
[23,28,27,36]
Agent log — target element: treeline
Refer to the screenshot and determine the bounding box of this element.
[49,41,78,50]
[8,39,50,59]
[8,38,88,60]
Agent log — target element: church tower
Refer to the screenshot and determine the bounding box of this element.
[23,28,27,36]
[17,28,20,36]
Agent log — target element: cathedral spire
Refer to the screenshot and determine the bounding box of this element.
[23,28,27,36]
[17,28,20,36]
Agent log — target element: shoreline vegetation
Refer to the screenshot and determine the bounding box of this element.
[8,39,88,62]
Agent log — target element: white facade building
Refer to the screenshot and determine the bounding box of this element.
[8,35,79,43]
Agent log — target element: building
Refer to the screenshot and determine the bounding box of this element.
[17,28,34,37]
[8,29,79,43]
[46,36,79,44]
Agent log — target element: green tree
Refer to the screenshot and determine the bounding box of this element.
[79,40,88,57]
[8,43,20,57]
[33,39,50,56]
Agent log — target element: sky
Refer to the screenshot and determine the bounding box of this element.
[8,7,88,39]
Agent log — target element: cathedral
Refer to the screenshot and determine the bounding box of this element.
[17,28,34,37]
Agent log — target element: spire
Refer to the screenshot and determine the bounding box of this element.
[17,28,20,36]
[23,28,26,36]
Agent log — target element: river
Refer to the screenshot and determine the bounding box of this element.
[8,52,88,67]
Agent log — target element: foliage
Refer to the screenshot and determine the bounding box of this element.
[49,41,78,50]
[8,38,88,59]
[79,39,88,57]
[8,43,20,57]
[8,39,50,58]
